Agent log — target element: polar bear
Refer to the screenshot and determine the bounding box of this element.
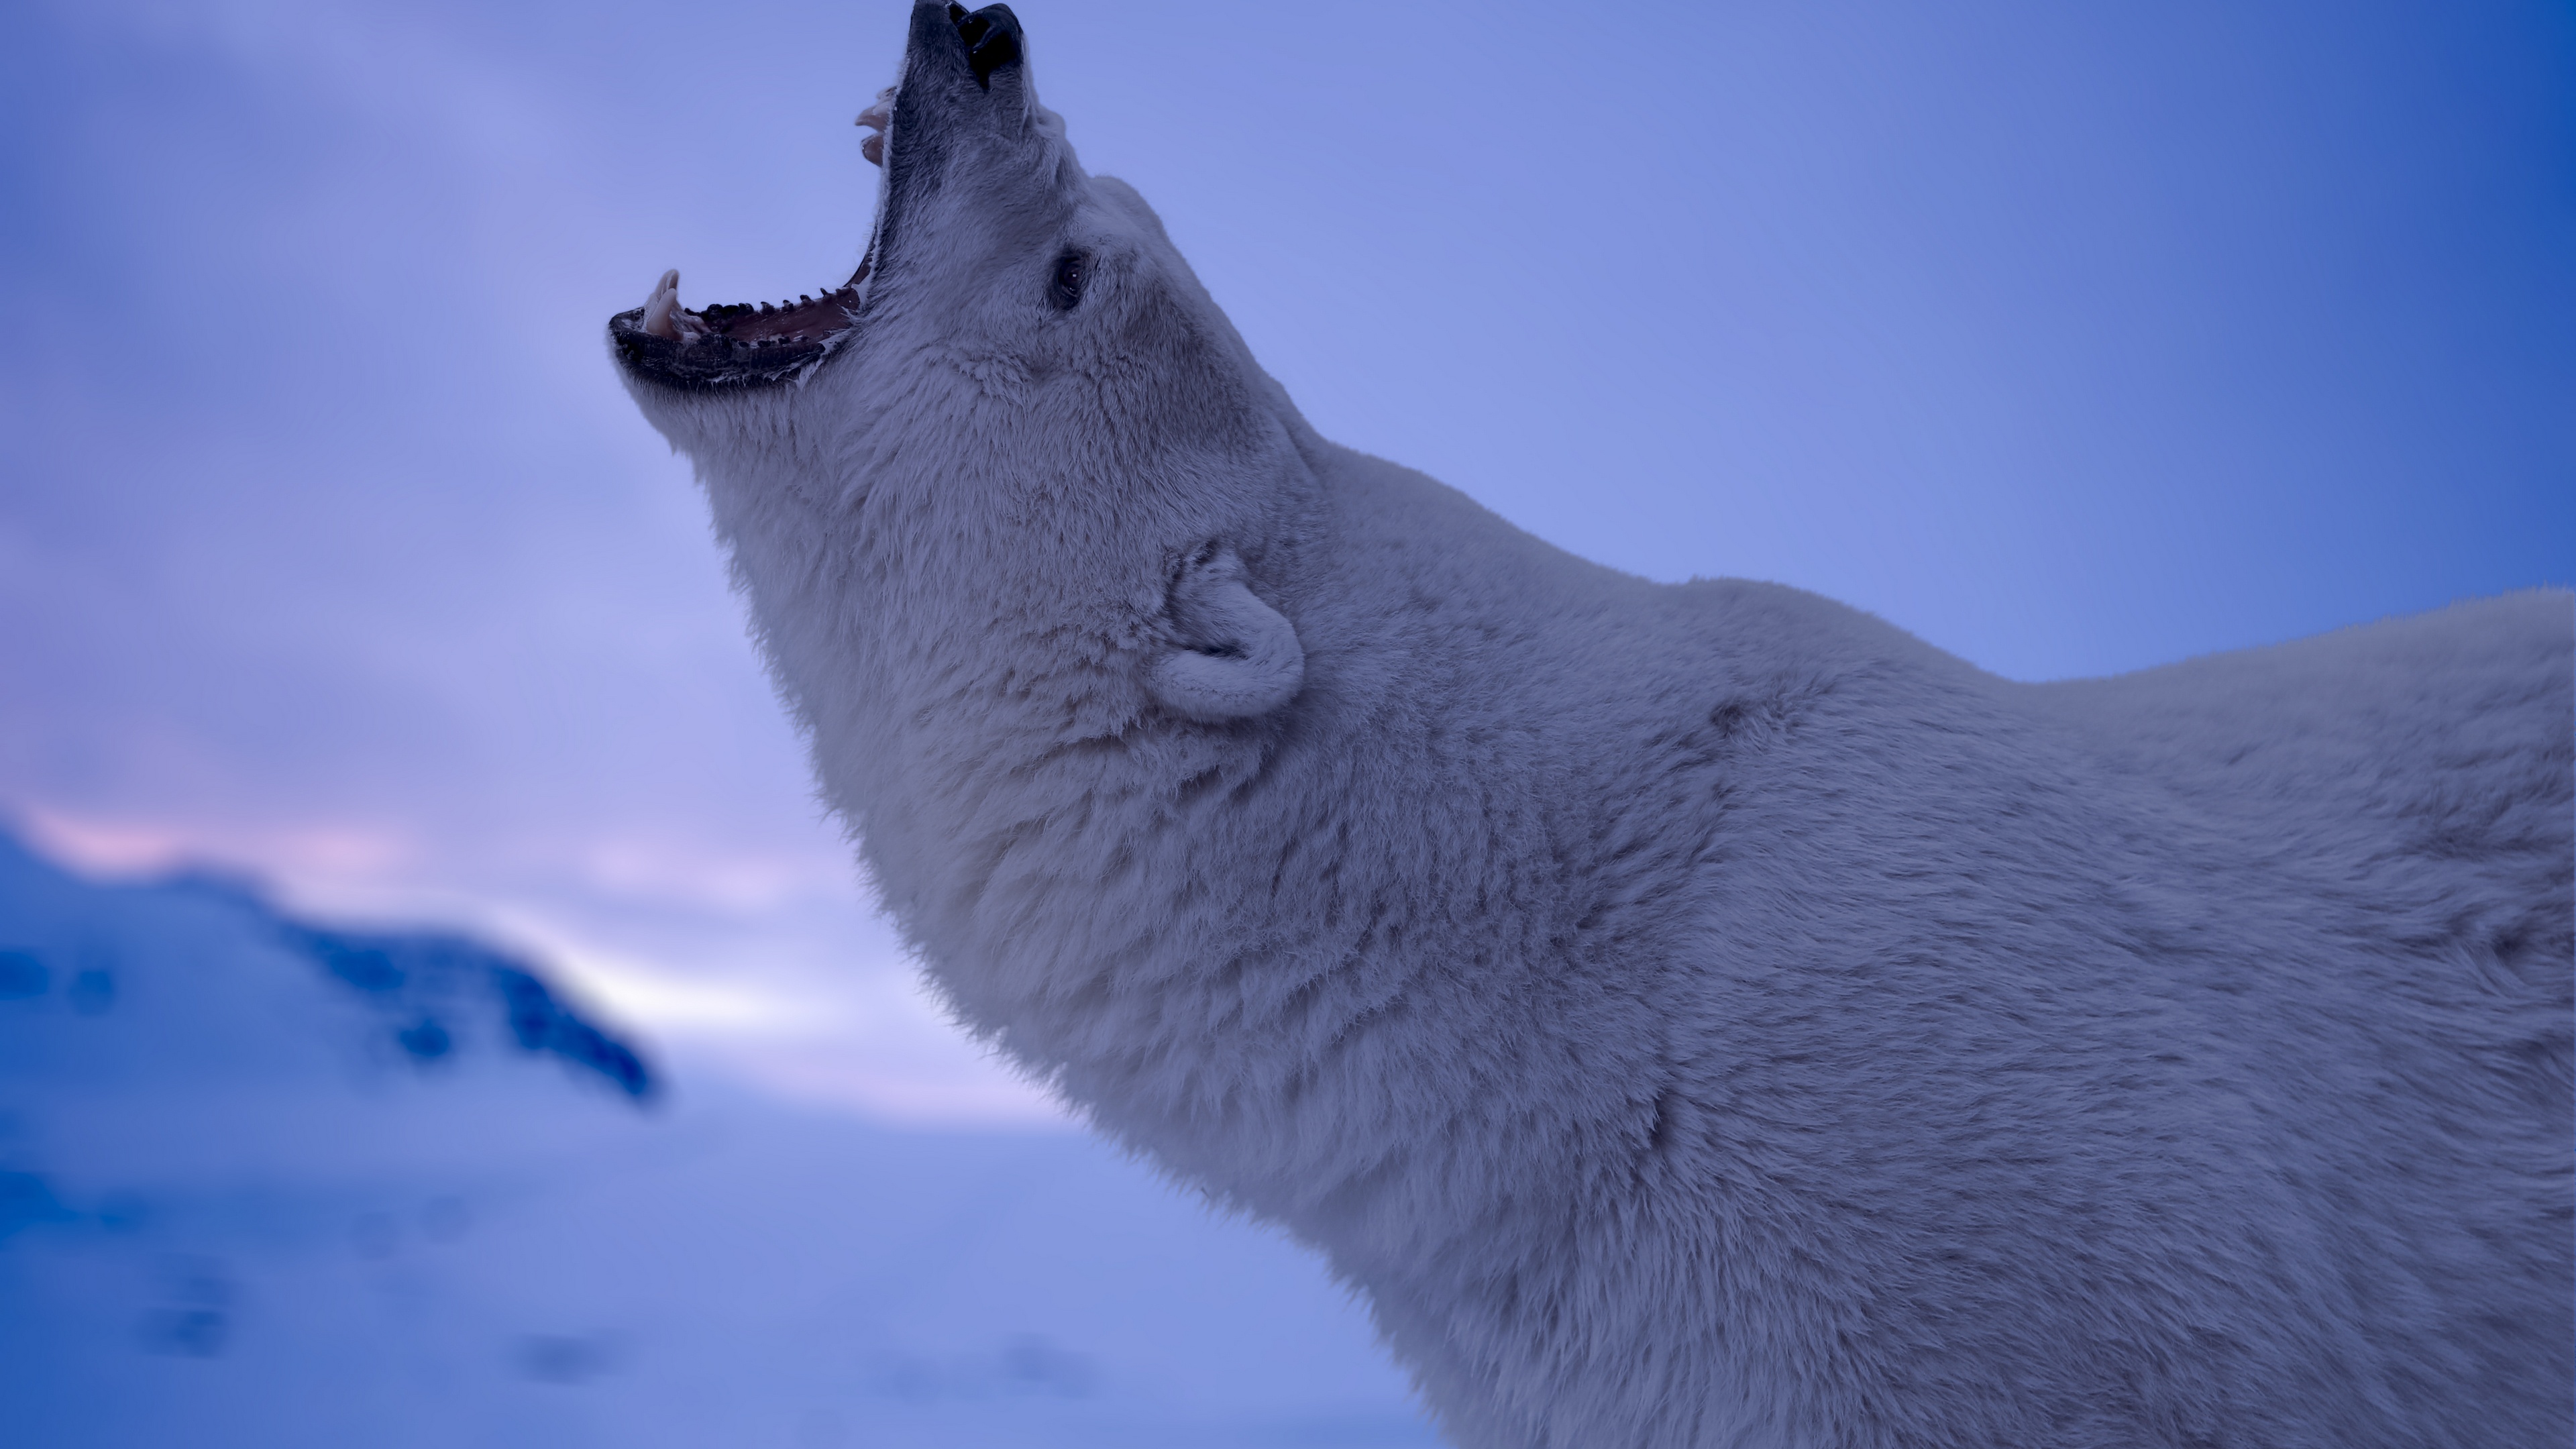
[610,5,2573,1445]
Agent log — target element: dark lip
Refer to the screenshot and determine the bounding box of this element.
[606,320,833,392]
[608,4,1023,394]
[608,266,867,394]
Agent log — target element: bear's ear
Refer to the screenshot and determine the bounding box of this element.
[1145,549,1304,723]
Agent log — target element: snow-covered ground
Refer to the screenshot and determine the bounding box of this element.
[0,833,1436,1448]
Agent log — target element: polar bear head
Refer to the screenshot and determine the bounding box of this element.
[610,2,1313,736]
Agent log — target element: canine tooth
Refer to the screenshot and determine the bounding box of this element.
[641,268,682,340]
[857,93,892,168]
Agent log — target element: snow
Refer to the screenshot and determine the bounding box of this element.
[0,832,1435,1448]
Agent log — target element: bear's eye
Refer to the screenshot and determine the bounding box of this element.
[1050,252,1087,311]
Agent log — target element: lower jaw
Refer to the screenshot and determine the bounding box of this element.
[611,314,843,391]
[613,260,871,392]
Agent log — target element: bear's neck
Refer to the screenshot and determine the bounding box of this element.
[724,439,1746,1259]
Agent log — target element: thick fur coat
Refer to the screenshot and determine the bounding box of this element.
[614,7,2575,1445]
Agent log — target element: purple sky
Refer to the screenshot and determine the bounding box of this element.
[3,0,2568,1119]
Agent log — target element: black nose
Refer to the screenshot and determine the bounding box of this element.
[947,3,1023,89]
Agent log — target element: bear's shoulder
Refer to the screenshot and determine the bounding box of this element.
[2031,589,2573,881]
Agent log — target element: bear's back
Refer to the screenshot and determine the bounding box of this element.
[2034,590,2572,930]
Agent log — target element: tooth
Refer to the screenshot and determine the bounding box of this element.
[800,294,813,305]
[857,93,892,168]
[642,268,682,340]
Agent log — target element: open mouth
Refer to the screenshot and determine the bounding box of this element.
[607,261,870,391]
[606,81,889,394]
[608,4,1026,392]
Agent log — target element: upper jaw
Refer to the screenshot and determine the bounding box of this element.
[606,3,1032,395]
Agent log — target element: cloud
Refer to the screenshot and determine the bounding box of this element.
[1,0,2565,1124]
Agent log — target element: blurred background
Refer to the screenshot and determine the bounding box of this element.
[0,0,2567,1444]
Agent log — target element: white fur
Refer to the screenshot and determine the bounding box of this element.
[618,7,2573,1444]
[1143,547,1304,722]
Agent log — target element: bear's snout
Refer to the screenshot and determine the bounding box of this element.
[947,4,1024,90]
